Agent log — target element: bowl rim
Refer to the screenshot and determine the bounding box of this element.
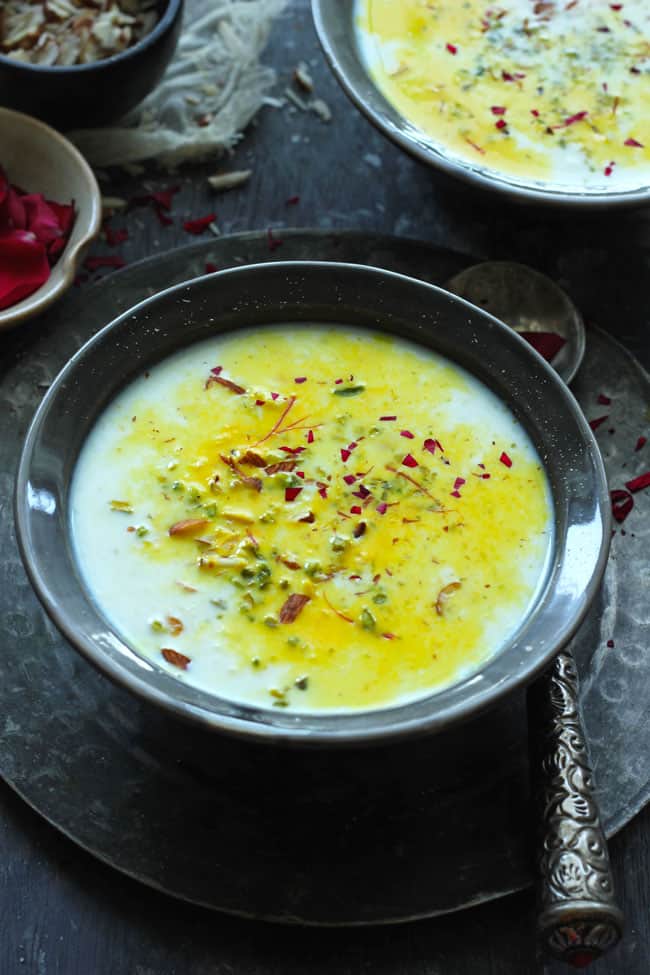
[0,0,183,75]
[0,106,102,330]
[311,0,650,210]
[15,260,612,745]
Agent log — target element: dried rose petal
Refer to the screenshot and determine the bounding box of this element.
[0,229,50,309]
[625,471,650,494]
[519,331,566,362]
[610,488,634,523]
[183,214,216,235]
[285,487,302,502]
[635,436,647,452]
[499,452,512,468]
[267,227,283,252]
[105,225,128,246]
[423,438,443,455]
[402,454,418,468]
[589,416,608,431]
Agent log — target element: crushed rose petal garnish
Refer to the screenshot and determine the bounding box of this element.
[518,331,566,362]
[183,214,216,235]
[625,471,650,494]
[610,488,634,523]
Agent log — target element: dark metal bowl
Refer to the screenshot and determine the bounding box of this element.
[15,262,610,744]
[312,0,650,210]
[0,0,183,129]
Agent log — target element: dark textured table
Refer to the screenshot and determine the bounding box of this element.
[1,2,649,972]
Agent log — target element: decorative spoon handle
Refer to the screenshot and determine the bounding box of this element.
[527,649,624,967]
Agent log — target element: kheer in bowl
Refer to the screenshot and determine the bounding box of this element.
[313,0,650,207]
[15,262,610,743]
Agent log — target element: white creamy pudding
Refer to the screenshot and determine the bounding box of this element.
[70,325,553,712]
[356,0,650,192]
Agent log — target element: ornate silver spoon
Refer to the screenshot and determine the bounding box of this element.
[447,261,623,967]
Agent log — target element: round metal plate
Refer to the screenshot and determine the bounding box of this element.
[1,230,648,923]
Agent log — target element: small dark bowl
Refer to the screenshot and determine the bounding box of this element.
[0,0,184,130]
[15,262,610,746]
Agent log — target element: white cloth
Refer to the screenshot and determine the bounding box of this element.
[69,0,287,167]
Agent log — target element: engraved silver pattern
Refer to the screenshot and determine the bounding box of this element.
[529,650,624,962]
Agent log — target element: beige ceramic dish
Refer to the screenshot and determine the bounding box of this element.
[0,107,101,331]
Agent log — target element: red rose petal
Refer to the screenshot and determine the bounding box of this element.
[105,225,128,247]
[597,393,611,405]
[589,416,608,431]
[423,438,444,455]
[47,200,75,237]
[0,230,50,309]
[267,227,283,252]
[380,415,397,421]
[491,106,507,115]
[635,436,646,451]
[611,488,633,523]
[499,451,512,468]
[183,213,216,235]
[519,331,567,362]
[376,502,388,515]
[624,138,644,148]
[446,43,457,54]
[285,487,302,502]
[402,454,418,468]
[625,471,650,493]
[400,430,414,439]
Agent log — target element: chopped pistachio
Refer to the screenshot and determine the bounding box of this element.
[359,608,376,631]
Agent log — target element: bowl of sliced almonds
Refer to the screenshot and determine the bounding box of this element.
[0,0,183,129]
